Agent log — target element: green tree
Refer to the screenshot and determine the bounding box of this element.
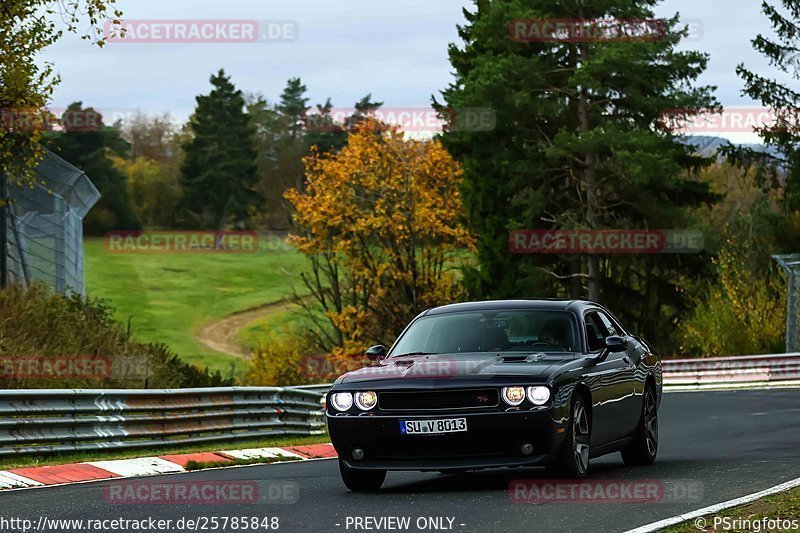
[44,102,140,234]
[179,70,259,229]
[246,78,310,229]
[278,78,310,147]
[304,98,347,154]
[680,241,786,356]
[247,93,286,228]
[1,1,121,185]
[117,112,184,228]
[731,0,800,250]
[680,161,787,356]
[247,79,382,229]
[437,0,719,350]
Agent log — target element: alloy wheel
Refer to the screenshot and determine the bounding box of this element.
[644,390,658,456]
[572,401,590,474]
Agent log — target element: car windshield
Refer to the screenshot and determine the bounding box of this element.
[390,310,579,356]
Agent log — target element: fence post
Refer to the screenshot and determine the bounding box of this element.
[54,196,65,293]
[0,170,7,289]
[773,254,800,353]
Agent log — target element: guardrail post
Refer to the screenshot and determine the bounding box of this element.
[773,254,800,352]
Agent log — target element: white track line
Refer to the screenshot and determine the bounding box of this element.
[624,476,800,533]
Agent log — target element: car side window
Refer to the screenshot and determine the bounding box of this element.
[584,312,609,352]
[596,312,619,336]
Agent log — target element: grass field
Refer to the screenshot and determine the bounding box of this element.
[84,236,310,376]
[237,301,320,350]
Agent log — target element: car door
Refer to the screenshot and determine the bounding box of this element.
[595,310,640,437]
[582,311,637,447]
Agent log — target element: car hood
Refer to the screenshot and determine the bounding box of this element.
[338,352,576,384]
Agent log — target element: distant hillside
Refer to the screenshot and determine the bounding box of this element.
[680,135,781,159]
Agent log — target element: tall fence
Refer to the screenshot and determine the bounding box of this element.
[774,254,800,352]
[1,151,99,295]
[0,387,325,457]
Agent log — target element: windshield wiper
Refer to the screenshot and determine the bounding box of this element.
[393,351,438,357]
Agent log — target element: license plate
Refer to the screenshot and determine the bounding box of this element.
[399,418,467,435]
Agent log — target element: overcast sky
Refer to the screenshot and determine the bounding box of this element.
[40,0,786,143]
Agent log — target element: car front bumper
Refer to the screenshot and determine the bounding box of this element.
[327,408,568,471]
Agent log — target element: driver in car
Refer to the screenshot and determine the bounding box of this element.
[539,319,571,351]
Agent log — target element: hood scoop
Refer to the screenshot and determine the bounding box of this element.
[498,353,544,363]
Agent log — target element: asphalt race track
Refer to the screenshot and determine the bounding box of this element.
[1,389,798,533]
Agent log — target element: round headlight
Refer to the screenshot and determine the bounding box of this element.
[354,391,378,410]
[527,386,551,405]
[330,392,353,411]
[501,386,526,406]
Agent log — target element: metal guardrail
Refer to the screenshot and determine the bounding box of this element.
[662,353,800,390]
[2,355,798,457]
[0,387,325,457]
[291,384,334,395]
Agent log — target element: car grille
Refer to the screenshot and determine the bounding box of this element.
[378,388,499,411]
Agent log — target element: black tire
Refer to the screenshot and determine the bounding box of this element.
[548,394,591,478]
[621,385,658,466]
[339,459,386,491]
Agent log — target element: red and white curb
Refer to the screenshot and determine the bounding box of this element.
[0,444,338,491]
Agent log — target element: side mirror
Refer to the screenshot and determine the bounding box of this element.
[366,345,387,361]
[605,336,628,353]
[594,336,628,363]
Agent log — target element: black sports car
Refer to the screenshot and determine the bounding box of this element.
[326,300,662,491]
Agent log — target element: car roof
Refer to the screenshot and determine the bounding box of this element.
[423,299,599,316]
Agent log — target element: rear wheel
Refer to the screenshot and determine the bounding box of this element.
[339,459,386,491]
[549,395,591,478]
[621,385,658,466]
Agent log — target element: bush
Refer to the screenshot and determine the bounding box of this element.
[0,284,232,388]
[244,324,359,386]
[679,243,786,357]
[244,326,318,386]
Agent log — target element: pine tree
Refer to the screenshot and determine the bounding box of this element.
[278,78,310,145]
[437,0,719,349]
[304,98,347,153]
[735,1,800,215]
[179,70,259,229]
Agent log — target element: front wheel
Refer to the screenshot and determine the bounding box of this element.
[339,459,386,491]
[549,395,591,478]
[621,385,658,466]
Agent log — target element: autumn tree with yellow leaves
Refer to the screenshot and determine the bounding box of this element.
[680,239,786,357]
[277,119,474,377]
